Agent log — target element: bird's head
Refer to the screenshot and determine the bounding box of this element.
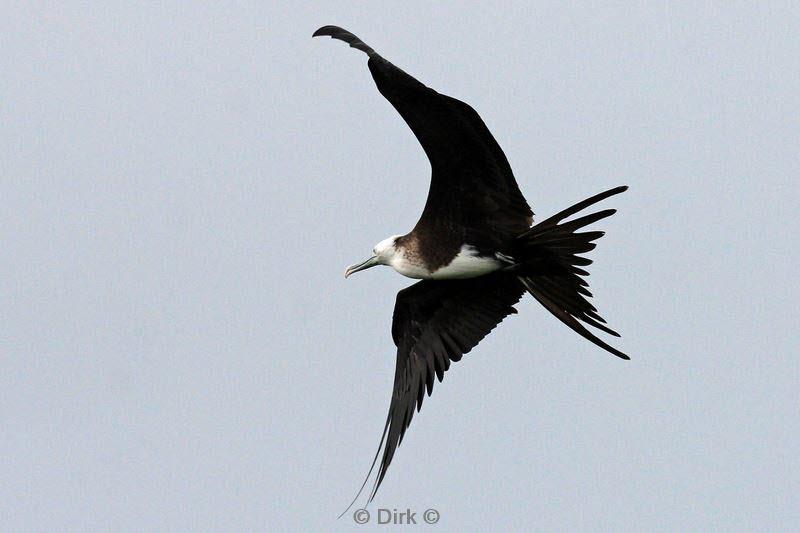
[344,235,402,278]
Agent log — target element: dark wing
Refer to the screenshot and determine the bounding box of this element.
[339,273,525,514]
[313,25,533,241]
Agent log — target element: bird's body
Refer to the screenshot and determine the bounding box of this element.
[313,25,629,511]
[360,236,506,280]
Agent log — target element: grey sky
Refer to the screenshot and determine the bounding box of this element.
[2,2,798,531]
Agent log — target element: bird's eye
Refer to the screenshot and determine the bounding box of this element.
[372,248,377,255]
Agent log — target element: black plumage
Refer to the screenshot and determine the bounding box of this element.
[313,25,630,511]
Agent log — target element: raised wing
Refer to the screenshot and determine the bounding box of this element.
[339,273,525,514]
[313,25,534,240]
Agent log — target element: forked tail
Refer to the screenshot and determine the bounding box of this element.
[510,186,629,359]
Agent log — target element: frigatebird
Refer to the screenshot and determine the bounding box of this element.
[313,25,629,508]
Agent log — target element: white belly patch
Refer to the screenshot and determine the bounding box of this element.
[430,245,503,279]
[388,244,506,280]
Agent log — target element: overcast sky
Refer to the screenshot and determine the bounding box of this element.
[2,2,798,531]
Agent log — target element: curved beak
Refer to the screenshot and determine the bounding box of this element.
[344,256,380,278]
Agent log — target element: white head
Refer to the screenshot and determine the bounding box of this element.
[344,235,402,278]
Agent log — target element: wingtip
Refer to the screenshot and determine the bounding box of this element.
[312,25,339,38]
[311,25,377,57]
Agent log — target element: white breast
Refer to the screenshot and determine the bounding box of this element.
[431,246,503,279]
[388,245,503,280]
[388,254,431,279]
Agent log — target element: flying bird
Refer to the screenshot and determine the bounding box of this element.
[313,25,629,509]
